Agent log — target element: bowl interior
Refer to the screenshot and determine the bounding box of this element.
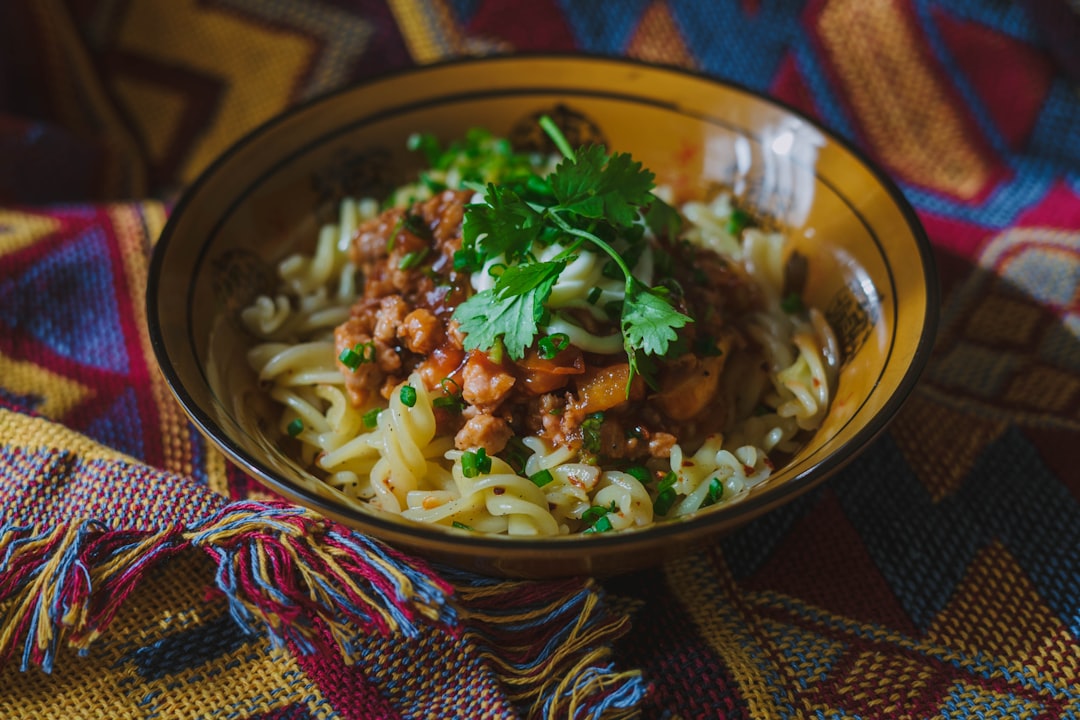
[148,56,936,578]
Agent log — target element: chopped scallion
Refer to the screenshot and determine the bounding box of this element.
[399,385,417,407]
[581,412,605,454]
[398,247,430,270]
[529,469,554,488]
[461,447,492,478]
[286,418,303,437]
[537,332,570,359]
[584,515,613,534]
[781,292,805,314]
[727,208,751,236]
[362,408,382,428]
[701,477,724,507]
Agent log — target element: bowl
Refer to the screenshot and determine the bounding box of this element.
[147,55,938,578]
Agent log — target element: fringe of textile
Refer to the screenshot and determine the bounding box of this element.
[448,572,649,720]
[0,501,455,672]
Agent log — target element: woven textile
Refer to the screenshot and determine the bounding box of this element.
[2,1,1080,718]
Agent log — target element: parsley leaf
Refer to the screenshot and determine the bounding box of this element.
[454,260,566,360]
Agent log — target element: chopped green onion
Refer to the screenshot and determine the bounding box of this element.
[586,287,603,305]
[402,213,433,241]
[529,469,554,488]
[398,247,430,270]
[487,263,507,278]
[339,341,375,371]
[537,333,570,359]
[399,385,417,407]
[653,487,677,516]
[781,292,805,314]
[701,477,724,508]
[339,347,361,369]
[362,408,382,428]
[286,418,303,437]
[581,501,617,525]
[653,471,679,516]
[581,412,605,454]
[452,521,473,530]
[461,447,492,478]
[624,466,650,484]
[727,208,751,236]
[432,395,464,412]
[584,515,613,534]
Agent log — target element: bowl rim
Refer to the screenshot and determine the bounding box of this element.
[147,53,940,556]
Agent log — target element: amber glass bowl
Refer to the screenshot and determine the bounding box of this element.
[147,56,938,578]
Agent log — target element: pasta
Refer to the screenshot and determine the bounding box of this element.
[242,126,839,536]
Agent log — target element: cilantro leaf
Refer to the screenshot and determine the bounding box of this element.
[463,184,544,263]
[644,194,682,239]
[550,147,656,229]
[622,281,692,379]
[453,260,566,360]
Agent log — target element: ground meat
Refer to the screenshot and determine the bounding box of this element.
[455,412,513,454]
[334,316,383,407]
[399,308,442,355]
[334,189,766,466]
[461,352,515,409]
[648,432,677,458]
[373,295,407,343]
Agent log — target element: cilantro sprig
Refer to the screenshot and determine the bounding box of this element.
[451,117,691,387]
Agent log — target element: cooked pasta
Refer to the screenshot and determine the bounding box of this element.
[241,126,839,536]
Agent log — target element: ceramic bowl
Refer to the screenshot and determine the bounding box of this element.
[147,56,938,578]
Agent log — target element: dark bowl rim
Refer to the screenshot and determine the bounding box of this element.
[147,52,940,557]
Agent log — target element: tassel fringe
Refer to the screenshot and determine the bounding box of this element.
[447,572,649,720]
[0,501,455,672]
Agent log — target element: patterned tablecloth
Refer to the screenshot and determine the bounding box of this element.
[2,2,1080,718]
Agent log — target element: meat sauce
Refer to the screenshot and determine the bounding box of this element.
[335,189,764,460]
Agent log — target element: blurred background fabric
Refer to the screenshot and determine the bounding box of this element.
[2,1,1080,718]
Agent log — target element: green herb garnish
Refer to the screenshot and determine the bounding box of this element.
[537,332,570,359]
[339,341,376,371]
[450,117,691,389]
[653,471,678,516]
[581,500,617,527]
[451,521,473,530]
[781,292,805,314]
[286,418,304,437]
[529,469,554,488]
[398,247,430,270]
[580,412,605,455]
[461,448,492,478]
[362,408,382,428]
[399,385,417,407]
[727,207,751,236]
[584,515,614,534]
[624,466,650,484]
[701,477,724,508]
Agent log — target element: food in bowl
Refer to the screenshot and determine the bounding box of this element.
[240,119,839,536]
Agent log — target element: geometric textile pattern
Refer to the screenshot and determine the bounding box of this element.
[2,0,1080,719]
